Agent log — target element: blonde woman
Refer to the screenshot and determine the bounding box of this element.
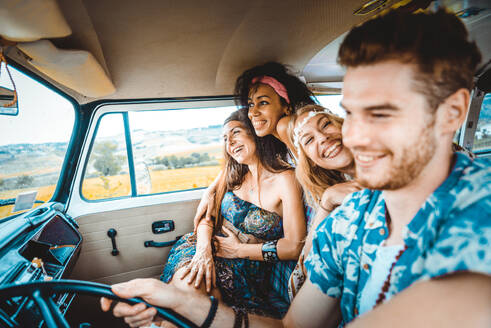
[288,104,361,299]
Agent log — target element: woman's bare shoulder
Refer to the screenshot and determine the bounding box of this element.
[276,115,295,150]
[277,115,290,135]
[272,169,299,187]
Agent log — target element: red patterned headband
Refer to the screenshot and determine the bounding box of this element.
[251,76,290,104]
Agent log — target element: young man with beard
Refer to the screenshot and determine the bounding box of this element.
[101,9,491,328]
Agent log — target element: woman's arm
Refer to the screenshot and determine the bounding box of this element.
[180,219,216,292]
[302,207,329,263]
[277,115,297,156]
[193,170,223,230]
[216,170,306,261]
[275,170,307,259]
[196,218,214,249]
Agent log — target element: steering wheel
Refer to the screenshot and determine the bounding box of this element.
[0,279,199,328]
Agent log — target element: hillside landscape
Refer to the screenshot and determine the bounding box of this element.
[0,125,225,217]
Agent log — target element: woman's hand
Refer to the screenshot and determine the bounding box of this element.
[321,181,361,212]
[179,245,216,292]
[215,226,241,259]
[193,189,216,231]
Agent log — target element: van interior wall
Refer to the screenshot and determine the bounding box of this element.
[70,199,199,284]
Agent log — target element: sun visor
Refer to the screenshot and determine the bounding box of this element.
[18,40,115,98]
[0,0,71,41]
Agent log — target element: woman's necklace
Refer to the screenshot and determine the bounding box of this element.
[247,169,262,208]
[375,205,408,306]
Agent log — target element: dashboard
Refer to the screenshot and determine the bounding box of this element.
[0,204,82,327]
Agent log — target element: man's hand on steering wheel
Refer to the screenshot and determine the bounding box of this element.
[0,279,197,328]
[101,278,185,327]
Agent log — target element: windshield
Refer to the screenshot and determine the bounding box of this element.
[0,63,75,220]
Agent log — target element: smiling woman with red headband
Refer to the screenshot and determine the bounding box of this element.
[237,62,316,152]
[195,62,316,227]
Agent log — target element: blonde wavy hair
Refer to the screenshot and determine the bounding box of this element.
[292,104,347,207]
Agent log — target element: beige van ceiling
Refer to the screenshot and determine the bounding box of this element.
[2,0,490,102]
[2,0,371,102]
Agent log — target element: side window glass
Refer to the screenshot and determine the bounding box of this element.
[82,113,130,200]
[129,107,233,195]
[81,106,234,200]
[473,93,490,153]
[0,64,74,219]
[317,95,344,117]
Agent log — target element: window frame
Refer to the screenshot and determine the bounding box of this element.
[79,111,131,202]
[459,88,487,153]
[466,90,490,155]
[67,97,235,217]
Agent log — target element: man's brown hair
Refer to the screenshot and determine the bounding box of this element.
[338,9,482,111]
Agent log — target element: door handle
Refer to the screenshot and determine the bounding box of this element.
[144,236,182,248]
[152,220,175,234]
[107,228,119,256]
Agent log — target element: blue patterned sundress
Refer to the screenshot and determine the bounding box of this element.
[161,191,295,318]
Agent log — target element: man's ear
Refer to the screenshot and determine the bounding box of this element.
[436,88,470,134]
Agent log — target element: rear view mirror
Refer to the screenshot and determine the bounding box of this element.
[0,86,18,116]
[0,51,18,116]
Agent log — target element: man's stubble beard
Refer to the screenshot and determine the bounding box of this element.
[356,120,437,190]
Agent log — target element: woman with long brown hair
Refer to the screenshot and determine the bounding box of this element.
[160,109,306,318]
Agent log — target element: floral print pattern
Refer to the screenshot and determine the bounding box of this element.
[161,191,291,318]
[305,152,491,325]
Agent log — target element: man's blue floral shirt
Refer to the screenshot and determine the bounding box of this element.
[304,152,491,325]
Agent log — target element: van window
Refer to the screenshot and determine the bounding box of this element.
[473,93,491,153]
[81,106,235,200]
[317,95,344,117]
[0,64,75,219]
[82,113,131,200]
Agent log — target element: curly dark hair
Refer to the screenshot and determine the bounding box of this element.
[234,62,316,114]
[338,8,482,111]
